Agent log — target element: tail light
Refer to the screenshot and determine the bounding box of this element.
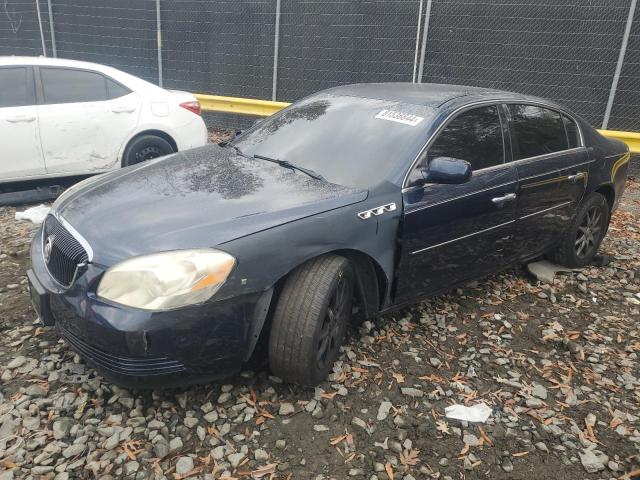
[180,100,201,116]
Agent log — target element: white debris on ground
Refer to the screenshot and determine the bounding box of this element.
[445,403,492,423]
[527,260,582,284]
[14,204,50,225]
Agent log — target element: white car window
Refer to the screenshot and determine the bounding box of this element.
[41,68,109,104]
[106,78,131,100]
[0,67,34,108]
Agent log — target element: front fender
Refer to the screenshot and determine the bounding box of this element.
[215,192,402,310]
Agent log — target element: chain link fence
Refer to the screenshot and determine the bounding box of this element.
[1,0,638,130]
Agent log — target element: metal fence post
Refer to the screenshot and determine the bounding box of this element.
[272,0,281,101]
[47,0,57,57]
[156,0,163,87]
[35,0,47,56]
[412,0,424,83]
[602,0,637,130]
[417,0,433,83]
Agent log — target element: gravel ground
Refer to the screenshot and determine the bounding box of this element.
[0,178,639,480]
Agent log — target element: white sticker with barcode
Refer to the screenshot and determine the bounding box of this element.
[375,109,424,126]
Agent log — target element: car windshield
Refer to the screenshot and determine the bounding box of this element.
[231,95,436,188]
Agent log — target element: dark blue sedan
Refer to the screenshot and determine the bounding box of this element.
[28,83,630,388]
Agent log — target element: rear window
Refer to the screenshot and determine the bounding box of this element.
[0,67,33,108]
[41,68,108,104]
[508,104,569,160]
[563,115,580,149]
[107,78,131,99]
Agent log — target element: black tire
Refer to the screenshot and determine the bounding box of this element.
[122,135,174,167]
[548,192,610,268]
[268,255,354,386]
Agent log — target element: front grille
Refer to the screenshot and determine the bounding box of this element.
[43,215,89,287]
[58,325,186,376]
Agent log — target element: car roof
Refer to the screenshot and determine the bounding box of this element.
[321,82,548,109]
[0,56,162,92]
[0,55,112,71]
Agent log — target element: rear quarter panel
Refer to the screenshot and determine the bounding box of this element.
[581,120,630,210]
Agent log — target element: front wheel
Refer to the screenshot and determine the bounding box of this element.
[548,192,610,268]
[122,135,174,167]
[268,255,354,386]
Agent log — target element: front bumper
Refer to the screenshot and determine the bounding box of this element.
[29,227,271,388]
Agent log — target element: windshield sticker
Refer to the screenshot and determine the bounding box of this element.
[375,109,424,126]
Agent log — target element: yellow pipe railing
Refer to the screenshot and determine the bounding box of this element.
[598,129,640,154]
[195,94,290,117]
[196,93,638,154]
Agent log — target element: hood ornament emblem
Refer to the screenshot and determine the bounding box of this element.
[44,235,54,264]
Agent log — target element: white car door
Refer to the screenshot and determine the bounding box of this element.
[0,66,46,180]
[36,67,141,174]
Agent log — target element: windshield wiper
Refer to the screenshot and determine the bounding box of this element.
[225,143,250,158]
[254,154,326,182]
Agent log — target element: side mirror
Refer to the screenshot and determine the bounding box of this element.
[420,157,472,185]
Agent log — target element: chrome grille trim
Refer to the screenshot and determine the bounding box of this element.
[42,215,90,288]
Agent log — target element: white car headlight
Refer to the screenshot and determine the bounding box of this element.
[97,249,236,311]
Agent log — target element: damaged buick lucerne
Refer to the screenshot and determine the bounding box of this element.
[28,83,630,388]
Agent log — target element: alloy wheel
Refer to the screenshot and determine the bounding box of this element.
[316,275,349,369]
[575,206,602,259]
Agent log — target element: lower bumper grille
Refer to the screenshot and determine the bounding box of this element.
[58,325,186,377]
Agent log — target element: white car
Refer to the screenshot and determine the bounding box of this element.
[0,56,208,183]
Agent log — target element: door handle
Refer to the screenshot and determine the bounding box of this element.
[567,172,586,183]
[111,106,135,113]
[6,115,36,123]
[491,193,517,205]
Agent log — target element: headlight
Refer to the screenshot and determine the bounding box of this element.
[97,249,236,310]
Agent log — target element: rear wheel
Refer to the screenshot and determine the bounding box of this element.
[548,192,610,268]
[122,135,174,167]
[268,255,354,386]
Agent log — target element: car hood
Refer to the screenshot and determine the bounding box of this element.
[55,144,368,266]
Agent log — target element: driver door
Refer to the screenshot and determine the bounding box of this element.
[395,104,519,304]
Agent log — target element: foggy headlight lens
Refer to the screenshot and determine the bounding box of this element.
[97,249,236,310]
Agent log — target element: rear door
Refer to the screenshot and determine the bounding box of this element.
[0,66,45,180]
[395,104,518,304]
[506,104,589,259]
[36,67,141,174]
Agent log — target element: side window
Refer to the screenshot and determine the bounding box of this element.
[106,78,131,100]
[0,67,34,108]
[508,105,568,160]
[41,68,108,104]
[425,105,504,170]
[562,114,580,149]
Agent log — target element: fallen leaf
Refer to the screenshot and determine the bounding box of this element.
[385,462,394,480]
[399,449,420,466]
[436,420,449,434]
[619,469,640,479]
[251,463,277,478]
